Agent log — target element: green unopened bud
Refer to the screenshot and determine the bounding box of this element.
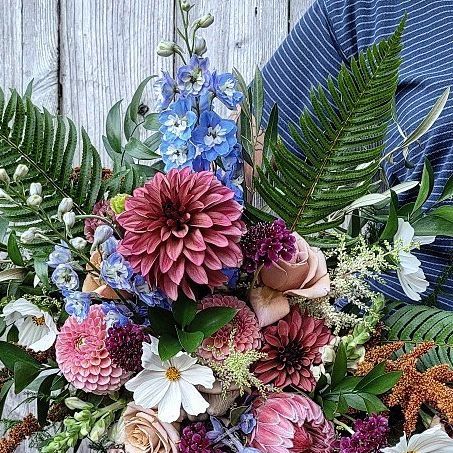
[194,13,214,29]
[58,197,74,220]
[181,0,192,11]
[29,182,42,196]
[90,417,107,442]
[193,36,207,56]
[26,194,43,207]
[65,397,93,410]
[156,40,183,57]
[110,193,129,214]
[0,169,10,184]
[13,164,29,182]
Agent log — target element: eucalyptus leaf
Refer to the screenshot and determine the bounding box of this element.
[439,174,453,202]
[412,159,434,214]
[124,137,160,160]
[252,66,264,131]
[143,113,160,131]
[106,100,123,154]
[413,211,453,237]
[380,191,399,240]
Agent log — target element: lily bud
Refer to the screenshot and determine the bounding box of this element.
[63,211,76,230]
[156,40,183,57]
[20,227,41,244]
[58,197,73,220]
[70,237,87,250]
[91,225,114,252]
[193,36,207,56]
[26,194,43,207]
[13,164,29,182]
[194,13,214,29]
[29,182,42,196]
[65,397,93,411]
[0,169,10,185]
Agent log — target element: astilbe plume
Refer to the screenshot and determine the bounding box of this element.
[117,168,244,300]
[179,422,223,453]
[339,415,389,453]
[241,219,296,272]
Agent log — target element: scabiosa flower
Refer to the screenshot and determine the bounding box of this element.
[84,199,115,243]
[55,305,129,394]
[179,422,223,453]
[159,138,198,172]
[197,294,261,363]
[254,307,332,391]
[339,415,389,453]
[63,290,91,322]
[211,71,244,110]
[100,252,133,291]
[117,168,244,300]
[177,55,211,96]
[51,263,79,290]
[241,219,296,273]
[105,323,148,372]
[159,98,197,142]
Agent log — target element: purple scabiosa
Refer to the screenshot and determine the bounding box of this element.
[339,415,389,453]
[241,219,296,273]
[159,98,197,142]
[159,138,198,172]
[105,323,148,372]
[179,422,223,453]
[177,55,211,97]
[63,290,91,323]
[100,252,133,291]
[211,71,244,110]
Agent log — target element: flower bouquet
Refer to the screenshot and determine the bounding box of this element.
[1,3,453,453]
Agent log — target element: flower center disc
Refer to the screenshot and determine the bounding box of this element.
[32,315,45,326]
[166,366,181,382]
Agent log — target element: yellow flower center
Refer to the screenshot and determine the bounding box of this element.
[165,366,181,382]
[32,315,45,326]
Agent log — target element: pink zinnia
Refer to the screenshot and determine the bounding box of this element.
[55,305,129,394]
[117,168,244,300]
[251,393,335,453]
[197,294,261,362]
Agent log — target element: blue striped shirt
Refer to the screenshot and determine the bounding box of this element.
[262,0,453,309]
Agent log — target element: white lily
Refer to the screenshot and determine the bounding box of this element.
[125,336,215,423]
[2,298,58,351]
[381,425,453,452]
[393,219,435,301]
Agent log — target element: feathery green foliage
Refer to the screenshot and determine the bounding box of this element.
[254,17,406,235]
[0,89,103,233]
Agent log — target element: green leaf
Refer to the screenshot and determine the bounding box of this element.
[14,360,41,393]
[0,341,40,371]
[105,100,123,154]
[330,341,347,387]
[34,255,49,287]
[124,137,160,160]
[263,104,278,160]
[176,328,204,353]
[252,66,264,131]
[356,363,401,394]
[0,379,13,417]
[188,307,237,338]
[413,210,453,237]
[380,191,399,240]
[439,174,453,202]
[173,296,198,328]
[322,398,338,420]
[37,374,56,426]
[148,307,175,336]
[143,113,160,131]
[158,334,182,361]
[7,232,24,266]
[412,159,434,214]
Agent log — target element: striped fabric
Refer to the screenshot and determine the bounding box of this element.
[262,0,453,309]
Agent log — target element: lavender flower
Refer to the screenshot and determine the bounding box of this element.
[241,219,296,272]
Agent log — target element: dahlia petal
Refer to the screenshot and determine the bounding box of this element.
[172,224,189,238]
[207,211,232,226]
[183,248,205,266]
[203,248,223,270]
[203,230,229,247]
[159,251,174,273]
[161,275,179,301]
[166,237,183,261]
[167,258,185,285]
[190,212,214,228]
[186,262,209,284]
[180,278,196,300]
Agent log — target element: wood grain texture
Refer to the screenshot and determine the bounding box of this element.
[59,0,174,163]
[290,0,314,27]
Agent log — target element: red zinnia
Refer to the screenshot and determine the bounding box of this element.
[254,307,332,391]
[117,168,244,300]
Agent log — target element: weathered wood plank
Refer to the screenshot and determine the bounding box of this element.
[290,0,314,28]
[59,0,174,164]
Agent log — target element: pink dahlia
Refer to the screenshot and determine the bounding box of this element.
[84,199,115,242]
[55,305,129,394]
[254,307,332,391]
[117,168,244,300]
[197,294,261,362]
[251,393,335,453]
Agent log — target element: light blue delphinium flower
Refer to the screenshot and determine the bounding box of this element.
[192,111,237,162]
[51,263,79,290]
[47,242,72,268]
[101,302,130,329]
[156,71,179,110]
[177,55,211,97]
[159,138,198,172]
[221,143,243,171]
[100,252,133,291]
[211,71,244,110]
[63,290,91,323]
[159,98,197,142]
[100,236,119,259]
[239,413,256,435]
[131,274,172,310]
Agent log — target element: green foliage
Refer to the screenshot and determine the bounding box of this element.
[317,342,401,420]
[0,89,104,234]
[385,303,453,370]
[149,296,237,361]
[252,18,405,235]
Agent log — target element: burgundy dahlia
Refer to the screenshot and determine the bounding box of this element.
[84,200,116,242]
[179,422,223,453]
[254,307,332,391]
[241,219,296,272]
[117,168,245,300]
[197,294,261,362]
[105,323,148,372]
[339,415,389,453]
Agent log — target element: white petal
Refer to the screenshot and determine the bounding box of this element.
[381,433,407,452]
[141,342,166,371]
[399,251,421,275]
[181,364,215,388]
[179,378,210,417]
[158,382,182,423]
[30,330,57,351]
[407,426,453,452]
[170,353,197,372]
[126,371,169,409]
[414,235,436,245]
[394,219,414,246]
[18,318,47,348]
[3,298,42,318]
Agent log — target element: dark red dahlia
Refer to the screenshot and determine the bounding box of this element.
[105,323,148,372]
[179,422,223,453]
[241,219,296,272]
[254,307,332,391]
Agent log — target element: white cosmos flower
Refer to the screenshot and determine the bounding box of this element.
[125,336,215,423]
[2,298,58,351]
[381,425,453,452]
[393,219,435,301]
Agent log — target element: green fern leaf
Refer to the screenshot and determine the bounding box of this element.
[254,18,405,235]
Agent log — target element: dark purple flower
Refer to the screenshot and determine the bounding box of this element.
[179,422,223,453]
[241,219,296,272]
[339,415,389,453]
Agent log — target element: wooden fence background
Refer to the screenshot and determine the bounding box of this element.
[0,0,313,451]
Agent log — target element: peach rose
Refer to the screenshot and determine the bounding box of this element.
[123,404,180,453]
[249,286,290,328]
[260,233,330,298]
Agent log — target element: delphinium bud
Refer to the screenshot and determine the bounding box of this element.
[20,227,41,244]
[29,182,42,196]
[91,225,113,252]
[0,168,10,184]
[181,0,192,11]
[58,198,74,220]
[26,194,43,207]
[70,237,87,250]
[193,36,207,55]
[13,164,29,182]
[63,211,76,232]
[194,13,214,29]
[157,40,183,57]
[0,188,13,201]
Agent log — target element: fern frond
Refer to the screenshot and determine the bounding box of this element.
[0,89,104,234]
[254,18,405,235]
